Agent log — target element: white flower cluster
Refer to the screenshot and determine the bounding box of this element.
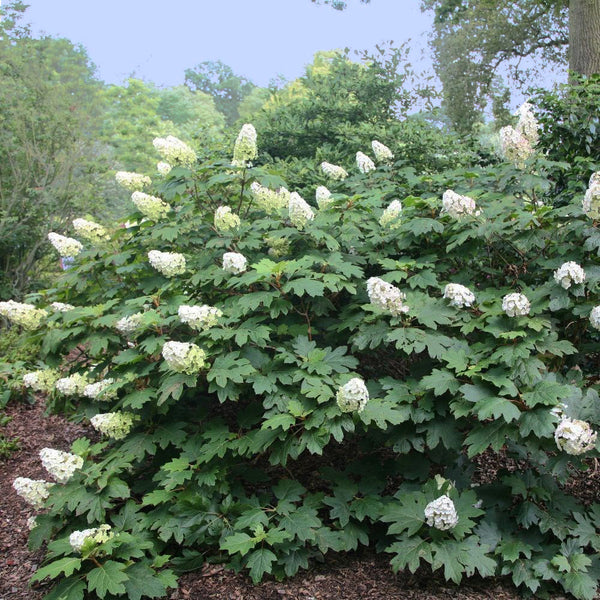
[424,495,459,530]
[502,293,530,317]
[148,250,186,277]
[250,182,290,214]
[315,186,333,209]
[499,102,539,165]
[84,378,117,401]
[443,283,475,308]
[441,190,479,218]
[379,199,402,229]
[553,261,586,289]
[69,524,113,553]
[372,140,393,163]
[321,161,348,180]
[162,341,207,374]
[366,277,409,316]
[336,378,369,413]
[90,411,136,440]
[131,191,171,221]
[51,302,75,312]
[515,102,539,146]
[47,232,83,258]
[55,373,89,396]
[0,300,47,330]
[157,161,172,176]
[115,171,151,191]
[583,171,600,219]
[214,206,241,232]
[590,306,600,330]
[116,312,143,335]
[222,252,247,274]
[232,124,258,167]
[39,448,84,484]
[289,192,315,229]
[23,369,60,393]
[12,477,53,509]
[555,418,597,455]
[72,218,108,243]
[178,305,223,331]
[153,135,196,167]
[356,151,376,174]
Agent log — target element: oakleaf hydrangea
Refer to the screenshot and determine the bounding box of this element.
[83,378,117,401]
[232,124,257,167]
[69,524,113,553]
[372,140,393,163]
[39,448,84,483]
[424,495,459,530]
[336,378,369,413]
[90,412,136,440]
[51,302,75,312]
[289,192,315,229]
[315,186,333,209]
[379,199,402,229]
[555,418,597,455]
[356,151,375,174]
[0,300,47,330]
[13,477,53,509]
[582,171,600,219]
[214,206,241,232]
[131,191,171,221]
[157,161,172,176]
[153,135,196,167]
[443,283,475,308]
[23,369,60,393]
[115,171,151,191]
[148,250,186,277]
[72,218,108,243]
[55,373,89,396]
[321,161,348,180]
[502,292,530,317]
[222,252,247,274]
[162,341,207,374]
[553,261,586,289]
[47,232,83,258]
[441,190,479,218]
[250,182,289,214]
[115,312,144,335]
[590,306,600,330]
[366,277,409,316]
[178,305,223,331]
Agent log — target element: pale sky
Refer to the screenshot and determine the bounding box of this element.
[23,0,433,87]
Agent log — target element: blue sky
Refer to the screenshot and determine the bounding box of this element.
[24,0,433,87]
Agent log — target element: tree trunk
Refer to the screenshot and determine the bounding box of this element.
[569,0,600,77]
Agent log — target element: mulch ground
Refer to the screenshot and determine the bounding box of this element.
[0,399,591,600]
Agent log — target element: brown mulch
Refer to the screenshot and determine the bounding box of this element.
[0,400,580,600]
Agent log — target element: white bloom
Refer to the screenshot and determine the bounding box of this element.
[336,378,369,413]
[379,199,402,229]
[178,305,223,331]
[502,292,530,317]
[13,477,53,509]
[366,277,409,316]
[23,369,60,393]
[39,448,84,483]
[115,171,151,191]
[371,140,393,163]
[443,283,476,308]
[157,161,172,176]
[321,161,348,181]
[590,306,600,330]
[0,300,47,330]
[582,174,600,219]
[51,302,75,312]
[555,418,597,455]
[72,218,108,243]
[148,250,186,277]
[27,516,37,530]
[47,232,83,258]
[514,101,539,146]
[90,412,136,440]
[356,151,376,174]
[222,252,247,274]
[232,124,257,167]
[116,313,143,335]
[499,126,533,165]
[250,182,289,214]
[83,378,117,401]
[162,341,207,374]
[441,190,479,218]
[424,495,459,530]
[55,373,89,396]
[315,186,333,209]
[69,524,113,553]
[553,261,586,289]
[214,206,241,233]
[288,192,314,229]
[153,135,196,167]
[131,191,170,221]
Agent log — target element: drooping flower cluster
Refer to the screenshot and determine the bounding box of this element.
[356,151,376,174]
[162,341,207,374]
[424,495,459,530]
[582,171,600,219]
[55,373,89,396]
[39,448,84,483]
[153,135,196,167]
[553,261,586,289]
[250,182,290,214]
[222,252,247,274]
[47,232,83,258]
[379,199,402,229]
[214,206,241,233]
[502,292,531,317]
[499,102,539,165]
[371,140,393,163]
[131,191,171,221]
[288,192,315,229]
[115,171,151,191]
[441,190,479,218]
[321,161,348,180]
[555,418,597,455]
[72,218,108,243]
[315,186,333,209]
[90,411,136,440]
[443,283,476,308]
[0,300,47,330]
[265,236,291,258]
[232,124,257,167]
[51,302,75,312]
[148,250,186,277]
[83,378,117,401]
[366,277,409,316]
[157,161,172,176]
[23,369,60,393]
[514,102,539,146]
[115,312,144,335]
[12,477,53,509]
[336,378,369,413]
[69,524,113,553]
[178,305,223,331]
[590,306,600,330]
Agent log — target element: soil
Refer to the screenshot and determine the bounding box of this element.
[0,399,591,600]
